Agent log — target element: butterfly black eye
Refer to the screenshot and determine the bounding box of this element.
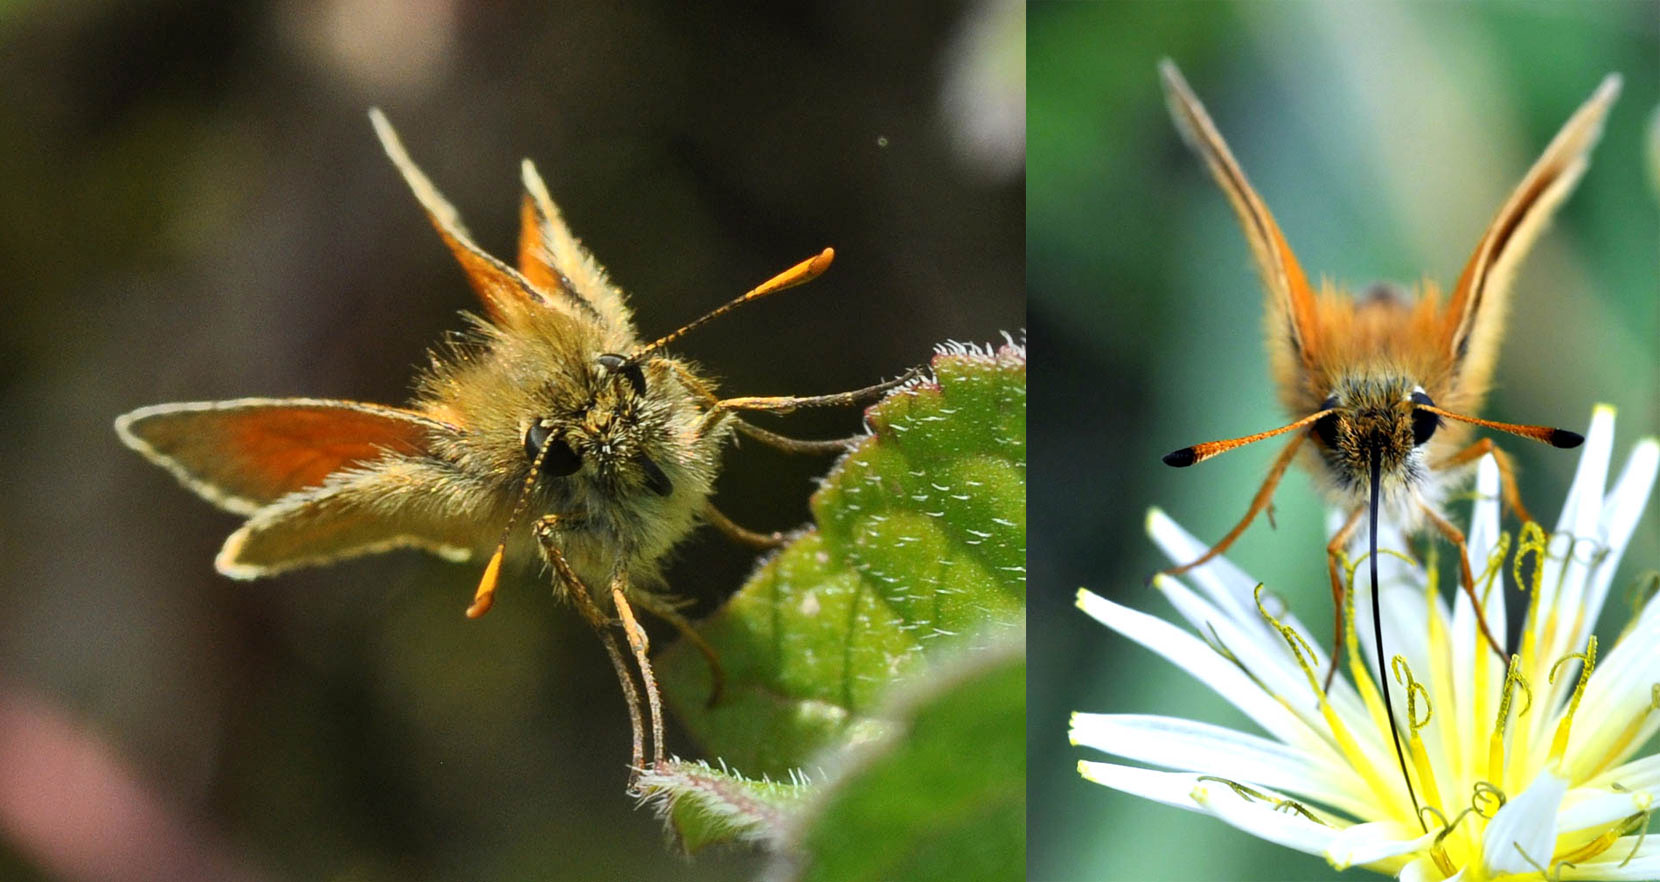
[524,422,582,477]
[637,455,672,497]
[1313,396,1341,449]
[598,353,647,396]
[1410,390,1440,447]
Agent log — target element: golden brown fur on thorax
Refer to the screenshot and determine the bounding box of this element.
[414,293,728,596]
[1282,280,1479,517]
[1275,280,1477,418]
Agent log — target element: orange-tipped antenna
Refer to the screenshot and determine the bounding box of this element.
[1162,408,1337,468]
[468,547,505,618]
[467,425,557,618]
[631,248,835,359]
[1415,404,1583,449]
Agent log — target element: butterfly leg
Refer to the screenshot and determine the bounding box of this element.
[1419,502,1506,660]
[703,502,789,549]
[663,359,914,445]
[1323,507,1364,690]
[1431,437,1534,525]
[534,515,649,786]
[1161,434,1304,579]
[734,419,863,454]
[632,591,727,709]
[711,367,921,417]
[608,568,666,770]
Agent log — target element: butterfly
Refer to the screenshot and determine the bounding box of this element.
[116,109,908,784]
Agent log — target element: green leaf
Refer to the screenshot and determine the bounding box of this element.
[659,341,1026,775]
[642,634,1026,876]
[775,634,1026,882]
[636,760,810,854]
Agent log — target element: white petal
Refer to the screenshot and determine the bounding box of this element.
[1400,856,1450,882]
[1191,775,1341,858]
[1069,712,1371,818]
[1152,574,1374,748]
[1558,836,1660,879]
[1579,439,1660,645]
[1076,589,1332,753]
[1479,770,1568,875]
[1565,637,1660,778]
[1557,785,1654,834]
[1324,820,1435,870]
[1452,454,1506,763]
[1586,753,1660,794]
[1534,407,1614,663]
[1454,456,1506,676]
[1077,761,1205,813]
[1146,508,1320,652]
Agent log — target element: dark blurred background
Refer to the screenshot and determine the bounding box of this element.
[1030,3,1657,880]
[0,1,1022,879]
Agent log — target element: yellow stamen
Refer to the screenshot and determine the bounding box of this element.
[1513,522,1549,665]
[1470,534,1513,786]
[1588,685,1660,781]
[1393,657,1444,813]
[1509,523,1550,789]
[1488,657,1530,787]
[1195,775,1330,826]
[1552,810,1647,866]
[1547,637,1597,763]
[1283,579,1406,813]
[1428,806,1477,877]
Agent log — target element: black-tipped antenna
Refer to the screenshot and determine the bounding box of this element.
[631,248,835,359]
[1162,407,1337,468]
[1414,404,1583,449]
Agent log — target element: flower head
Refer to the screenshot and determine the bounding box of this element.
[1073,407,1660,879]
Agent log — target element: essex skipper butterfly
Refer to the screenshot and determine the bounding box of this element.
[1154,61,1615,821]
[115,109,909,787]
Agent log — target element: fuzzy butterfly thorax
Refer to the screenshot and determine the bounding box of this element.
[1283,281,1481,522]
[415,307,725,590]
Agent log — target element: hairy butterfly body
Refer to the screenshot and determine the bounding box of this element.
[117,110,893,784]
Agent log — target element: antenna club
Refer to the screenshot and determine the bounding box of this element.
[810,247,835,273]
[467,545,506,618]
[1550,429,1585,449]
[1163,448,1199,468]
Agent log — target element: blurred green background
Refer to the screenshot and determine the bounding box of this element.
[1030,3,1657,880]
[0,1,1021,880]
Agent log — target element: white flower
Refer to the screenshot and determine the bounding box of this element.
[1073,407,1660,879]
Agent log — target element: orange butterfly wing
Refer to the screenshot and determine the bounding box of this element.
[115,398,458,515]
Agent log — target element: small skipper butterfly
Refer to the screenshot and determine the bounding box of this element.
[1154,61,1616,821]
[115,109,907,786]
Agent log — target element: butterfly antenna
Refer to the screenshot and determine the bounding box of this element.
[467,431,555,618]
[1415,404,1583,448]
[630,248,835,359]
[1162,407,1337,467]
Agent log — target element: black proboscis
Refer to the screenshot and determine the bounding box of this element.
[1370,446,1424,832]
